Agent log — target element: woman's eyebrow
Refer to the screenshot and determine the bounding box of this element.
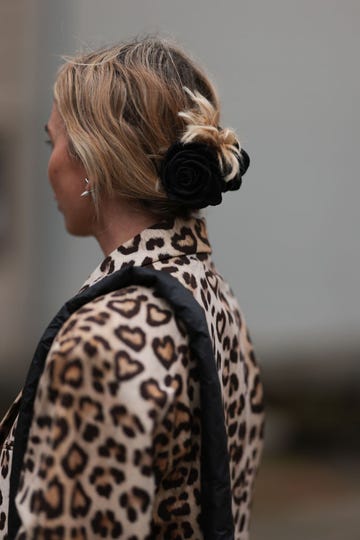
[44,124,52,136]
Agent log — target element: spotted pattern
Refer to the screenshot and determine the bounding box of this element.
[0,215,264,539]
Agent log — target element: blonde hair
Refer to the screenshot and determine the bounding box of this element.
[53,35,243,218]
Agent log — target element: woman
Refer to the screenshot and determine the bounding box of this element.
[0,36,264,539]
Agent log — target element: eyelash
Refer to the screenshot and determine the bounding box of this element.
[45,139,53,147]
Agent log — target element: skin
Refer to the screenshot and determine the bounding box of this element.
[46,103,159,255]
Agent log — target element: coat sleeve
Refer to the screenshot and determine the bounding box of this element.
[14,287,188,539]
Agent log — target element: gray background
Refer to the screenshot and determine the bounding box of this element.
[2,0,359,370]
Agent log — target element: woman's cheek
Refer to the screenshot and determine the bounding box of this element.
[47,152,57,186]
[48,150,64,195]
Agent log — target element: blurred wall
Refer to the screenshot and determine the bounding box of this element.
[0,0,359,389]
[0,0,39,385]
[0,0,102,391]
[72,0,360,365]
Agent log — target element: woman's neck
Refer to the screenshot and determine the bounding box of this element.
[93,196,160,256]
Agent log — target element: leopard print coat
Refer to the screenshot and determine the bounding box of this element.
[0,215,264,539]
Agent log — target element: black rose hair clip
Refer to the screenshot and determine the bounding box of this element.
[159,140,250,209]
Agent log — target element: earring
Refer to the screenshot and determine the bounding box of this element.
[80,178,96,200]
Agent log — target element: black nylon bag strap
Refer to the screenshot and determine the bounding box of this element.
[8,266,234,540]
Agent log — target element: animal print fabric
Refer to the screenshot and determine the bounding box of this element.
[0,215,264,539]
[0,392,22,539]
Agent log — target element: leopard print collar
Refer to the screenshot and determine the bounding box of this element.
[79,214,212,292]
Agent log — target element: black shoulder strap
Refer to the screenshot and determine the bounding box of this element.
[8,266,234,540]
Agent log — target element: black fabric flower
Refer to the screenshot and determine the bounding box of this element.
[159,142,223,209]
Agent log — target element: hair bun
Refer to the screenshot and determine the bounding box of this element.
[221,147,250,194]
[157,87,250,209]
[238,146,250,176]
[178,87,248,185]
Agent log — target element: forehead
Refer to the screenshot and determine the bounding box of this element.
[47,102,65,132]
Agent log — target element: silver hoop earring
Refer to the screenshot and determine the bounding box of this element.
[80,178,96,200]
